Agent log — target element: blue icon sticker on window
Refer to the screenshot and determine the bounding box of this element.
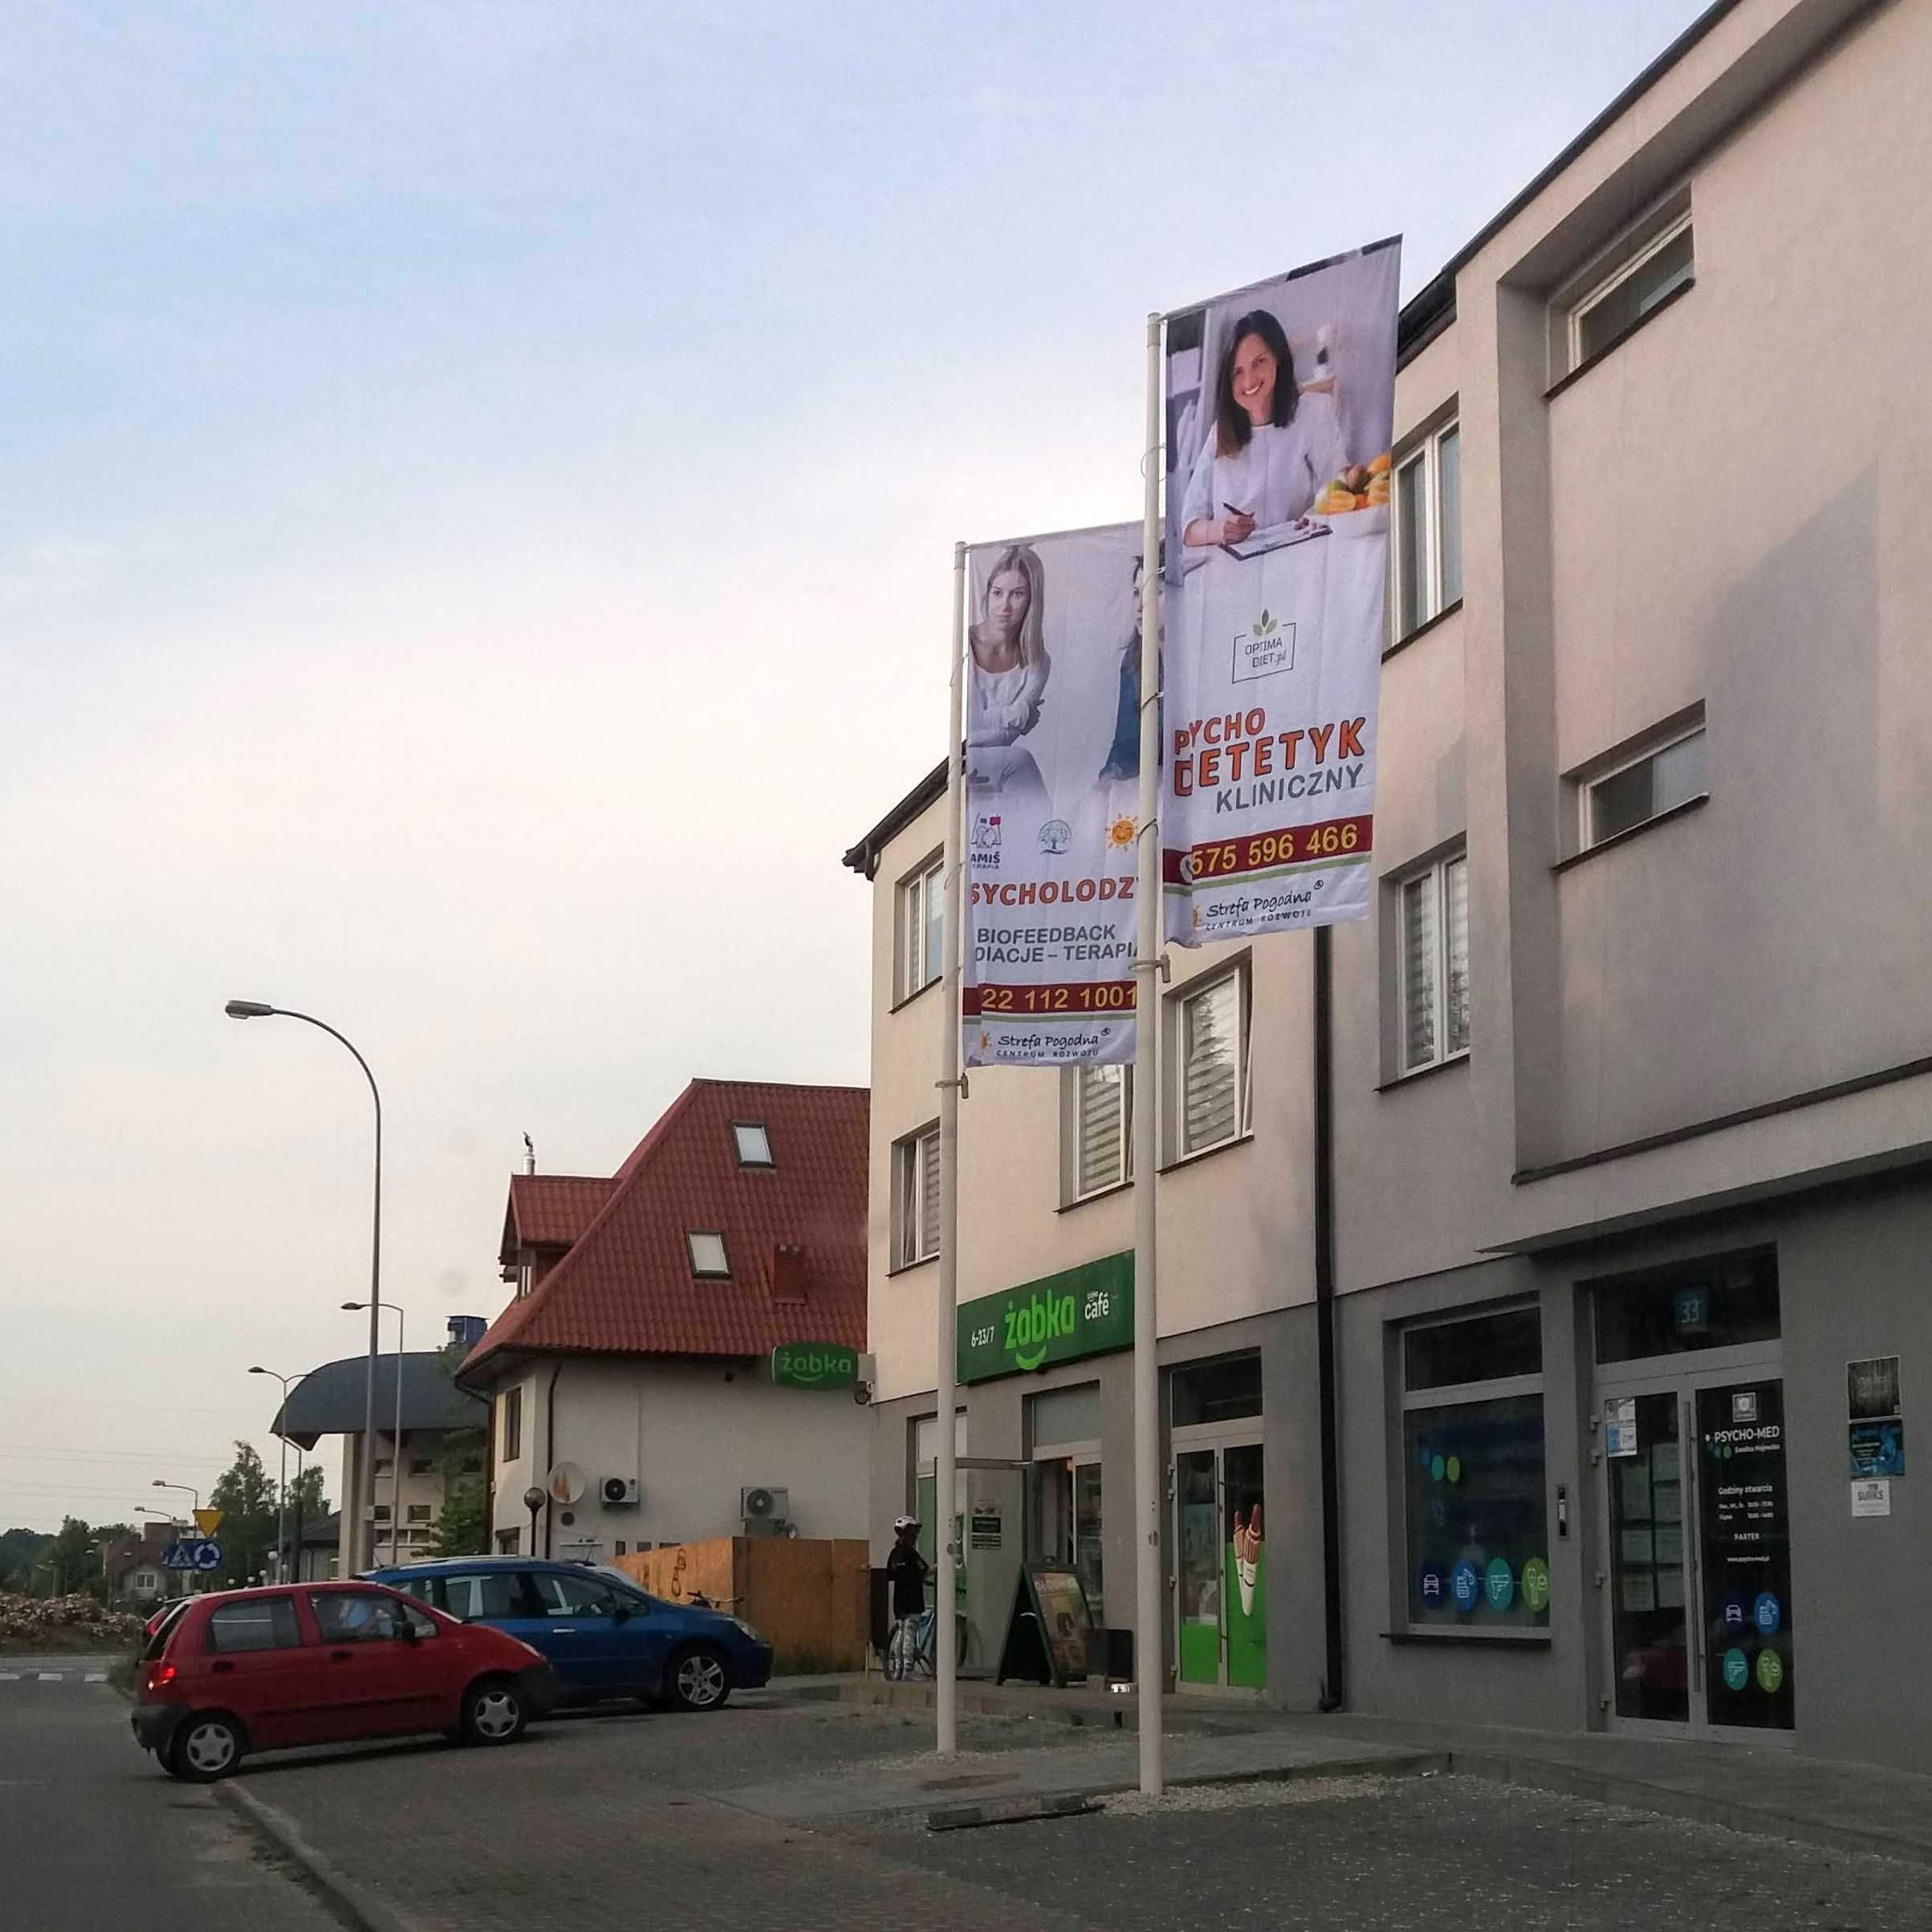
[1752,1592,1780,1635]
[1450,1559,1482,1613]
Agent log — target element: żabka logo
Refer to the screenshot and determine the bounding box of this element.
[779,1348,849,1384]
[1003,1290,1078,1371]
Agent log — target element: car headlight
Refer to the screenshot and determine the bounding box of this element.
[732,1618,763,1644]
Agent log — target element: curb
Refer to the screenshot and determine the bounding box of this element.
[1447,1750,1932,1870]
[923,1747,1447,1831]
[216,1781,420,1932]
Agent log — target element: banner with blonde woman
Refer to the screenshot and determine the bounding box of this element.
[1161,238,1401,945]
[963,523,1144,1068]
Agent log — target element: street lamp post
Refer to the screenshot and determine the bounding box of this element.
[249,1367,308,1581]
[344,1300,404,1566]
[152,1482,201,1594]
[225,1000,382,1572]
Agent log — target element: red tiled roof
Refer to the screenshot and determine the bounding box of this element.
[498,1174,618,1266]
[463,1080,868,1379]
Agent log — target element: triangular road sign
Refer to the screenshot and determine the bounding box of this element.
[193,1507,223,1538]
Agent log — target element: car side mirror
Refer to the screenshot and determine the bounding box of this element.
[612,1603,632,1622]
[397,1621,419,1643]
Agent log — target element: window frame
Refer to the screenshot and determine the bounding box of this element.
[686,1230,731,1279]
[1393,847,1470,1079]
[1397,1300,1549,1637]
[731,1121,774,1167]
[892,1122,942,1270]
[1065,1064,1133,1204]
[1566,211,1694,372]
[1572,713,1709,856]
[1390,414,1461,641]
[1166,962,1251,1164]
[498,1386,522,1464]
[895,849,946,1005]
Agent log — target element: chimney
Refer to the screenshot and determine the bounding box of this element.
[771,1243,807,1301]
[523,1133,535,1175]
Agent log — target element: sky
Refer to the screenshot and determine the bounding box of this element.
[0,0,1714,1535]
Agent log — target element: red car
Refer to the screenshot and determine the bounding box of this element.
[131,1580,555,1782]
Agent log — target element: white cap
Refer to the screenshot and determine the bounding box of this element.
[892,1514,920,1531]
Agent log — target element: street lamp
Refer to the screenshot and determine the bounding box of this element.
[344,1300,405,1566]
[152,1482,201,1594]
[250,1366,309,1581]
[225,999,383,1572]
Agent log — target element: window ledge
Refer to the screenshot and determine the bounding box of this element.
[886,1254,938,1280]
[889,977,941,1016]
[1383,597,1463,664]
[1553,791,1708,874]
[1158,1131,1255,1177]
[1382,1629,1552,1648]
[1057,1178,1133,1214]
[1377,1051,1470,1095]
[1544,276,1695,401]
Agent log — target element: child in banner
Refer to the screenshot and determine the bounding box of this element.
[966,542,1051,818]
[1178,309,1364,549]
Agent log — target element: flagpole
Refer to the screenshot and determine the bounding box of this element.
[1133,311,1165,1796]
[935,539,967,1759]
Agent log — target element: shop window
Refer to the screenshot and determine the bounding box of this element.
[1400,1303,1548,1632]
[1027,1382,1102,1450]
[1172,1352,1262,1426]
[1592,1247,1779,1364]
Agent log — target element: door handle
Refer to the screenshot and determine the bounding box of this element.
[329,1649,353,1662]
[211,1660,234,1674]
[551,1626,575,1634]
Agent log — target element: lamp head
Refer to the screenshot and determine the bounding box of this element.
[342,1300,364,1312]
[248,1365,267,1376]
[224,999,275,1019]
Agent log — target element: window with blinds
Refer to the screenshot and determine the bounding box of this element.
[1399,851,1469,1075]
[1072,1064,1130,1199]
[894,1124,941,1267]
[1178,970,1247,1156]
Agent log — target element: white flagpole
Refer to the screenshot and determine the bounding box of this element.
[1133,311,1165,1795]
[935,539,966,1759]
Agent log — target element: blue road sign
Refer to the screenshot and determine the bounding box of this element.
[193,1540,222,1572]
[161,1537,222,1572]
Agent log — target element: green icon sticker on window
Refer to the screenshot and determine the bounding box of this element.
[1483,1557,1515,1611]
[1445,1455,1462,1483]
[1520,1556,1550,1613]
[1755,1648,1784,1694]
[1723,1648,1749,1691]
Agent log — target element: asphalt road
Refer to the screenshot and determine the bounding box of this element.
[0,1653,337,1932]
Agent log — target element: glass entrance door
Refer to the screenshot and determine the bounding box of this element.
[1172,1439,1265,1690]
[1033,1454,1104,1626]
[1602,1375,1792,1735]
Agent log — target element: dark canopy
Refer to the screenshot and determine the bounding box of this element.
[272,1351,485,1450]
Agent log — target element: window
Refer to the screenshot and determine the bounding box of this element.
[528,1572,618,1617]
[308,1590,415,1644]
[498,1386,522,1462]
[494,1529,521,1555]
[1392,417,1461,638]
[1172,1353,1263,1426]
[372,1458,393,1478]
[1397,850,1469,1075]
[1569,216,1694,369]
[1400,1304,1548,1633]
[205,1596,301,1654]
[893,1124,941,1268]
[1173,967,1248,1158]
[406,1504,432,1524]
[687,1230,730,1278]
[1068,1064,1131,1200]
[1584,726,1706,848]
[896,852,946,1002]
[409,1458,433,1476]
[372,1504,392,1523]
[732,1121,773,1166]
[1592,1247,1779,1364]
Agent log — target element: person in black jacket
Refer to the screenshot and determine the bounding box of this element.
[885,1514,929,1621]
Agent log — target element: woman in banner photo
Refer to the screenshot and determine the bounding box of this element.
[1179,309,1371,551]
[966,542,1051,816]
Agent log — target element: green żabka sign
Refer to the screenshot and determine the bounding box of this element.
[957,1252,1133,1385]
[771,1343,859,1389]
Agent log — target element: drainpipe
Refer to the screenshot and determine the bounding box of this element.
[543,1361,563,1558]
[1313,926,1345,1712]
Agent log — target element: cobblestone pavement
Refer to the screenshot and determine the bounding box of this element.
[213,1702,1929,1932]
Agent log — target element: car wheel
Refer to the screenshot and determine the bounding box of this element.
[666,1645,730,1713]
[169,1714,245,1783]
[460,1677,528,1747]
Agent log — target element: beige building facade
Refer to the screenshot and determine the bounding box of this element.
[848,0,1932,1768]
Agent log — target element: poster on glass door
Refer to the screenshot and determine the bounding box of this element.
[963,523,1144,1067]
[1161,239,1401,946]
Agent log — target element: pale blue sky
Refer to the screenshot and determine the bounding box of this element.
[1,2,1710,1529]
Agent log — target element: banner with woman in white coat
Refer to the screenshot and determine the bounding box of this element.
[1161,239,1401,945]
[964,523,1143,1067]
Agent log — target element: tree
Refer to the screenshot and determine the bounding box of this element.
[428,1339,488,1557]
[0,1527,49,1592]
[208,1442,278,1586]
[47,1517,100,1598]
[281,1466,328,1573]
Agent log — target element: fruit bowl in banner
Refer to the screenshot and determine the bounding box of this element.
[1312,453,1391,536]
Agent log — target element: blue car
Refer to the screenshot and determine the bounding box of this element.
[367,1556,772,1713]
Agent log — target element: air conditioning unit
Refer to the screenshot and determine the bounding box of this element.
[740,1485,790,1534]
[600,1475,641,1507]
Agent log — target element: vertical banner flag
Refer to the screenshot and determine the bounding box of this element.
[963,523,1144,1067]
[1161,239,1401,944]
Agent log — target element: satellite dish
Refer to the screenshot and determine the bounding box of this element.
[547,1461,588,1506]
